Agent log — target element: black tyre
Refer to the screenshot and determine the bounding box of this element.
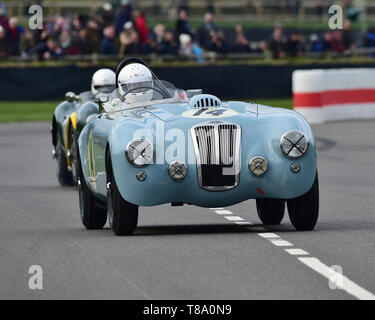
[69,127,79,186]
[78,151,107,230]
[106,154,138,236]
[256,198,285,225]
[287,172,319,231]
[56,135,73,187]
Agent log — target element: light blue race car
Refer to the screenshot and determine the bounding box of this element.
[77,58,319,235]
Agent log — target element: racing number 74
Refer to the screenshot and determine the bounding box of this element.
[193,108,226,117]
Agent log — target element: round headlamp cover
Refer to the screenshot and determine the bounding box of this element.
[280,131,309,159]
[249,156,268,176]
[168,161,187,181]
[125,139,153,167]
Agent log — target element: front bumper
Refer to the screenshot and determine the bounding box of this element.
[112,158,317,207]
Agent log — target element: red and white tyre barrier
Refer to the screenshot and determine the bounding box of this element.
[293,69,375,124]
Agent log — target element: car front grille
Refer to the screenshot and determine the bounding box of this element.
[191,122,241,191]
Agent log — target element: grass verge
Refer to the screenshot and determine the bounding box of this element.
[0,101,57,123]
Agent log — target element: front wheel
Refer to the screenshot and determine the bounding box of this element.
[106,154,138,236]
[69,127,79,186]
[256,199,285,225]
[287,172,319,231]
[78,151,107,230]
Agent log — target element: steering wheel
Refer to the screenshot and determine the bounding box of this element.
[120,86,168,102]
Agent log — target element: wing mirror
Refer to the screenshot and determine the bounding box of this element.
[99,96,109,113]
[65,92,79,103]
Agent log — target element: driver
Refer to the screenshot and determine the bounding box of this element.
[117,63,154,104]
[91,68,116,97]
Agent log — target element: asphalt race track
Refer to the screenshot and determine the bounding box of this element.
[0,121,374,300]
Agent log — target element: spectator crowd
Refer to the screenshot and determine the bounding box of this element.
[0,0,372,62]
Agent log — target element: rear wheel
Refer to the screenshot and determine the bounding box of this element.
[56,135,73,187]
[106,153,138,236]
[256,199,285,225]
[78,151,107,230]
[287,172,319,231]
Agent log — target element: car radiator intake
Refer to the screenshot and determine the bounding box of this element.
[191,122,241,191]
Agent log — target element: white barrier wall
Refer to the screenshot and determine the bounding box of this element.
[293,68,375,124]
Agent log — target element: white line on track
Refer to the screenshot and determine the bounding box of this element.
[215,210,233,215]
[224,216,244,221]
[285,248,309,256]
[270,240,293,247]
[209,207,375,300]
[258,233,279,239]
[299,257,375,300]
[234,221,254,225]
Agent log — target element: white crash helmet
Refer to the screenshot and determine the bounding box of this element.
[91,68,116,96]
[118,63,154,104]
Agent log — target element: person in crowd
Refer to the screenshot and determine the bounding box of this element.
[179,33,203,63]
[20,28,35,57]
[306,33,323,53]
[132,10,149,44]
[0,25,10,59]
[74,28,93,55]
[286,33,304,57]
[28,38,63,60]
[98,2,115,27]
[142,34,160,54]
[72,14,86,34]
[342,19,355,50]
[7,17,24,55]
[153,23,166,48]
[0,3,8,30]
[48,16,67,40]
[43,39,63,59]
[161,30,178,55]
[115,0,132,35]
[209,30,231,54]
[175,9,192,39]
[268,25,287,59]
[86,19,102,53]
[322,31,333,52]
[330,30,346,53]
[100,25,117,54]
[234,24,244,38]
[232,26,251,53]
[59,29,80,55]
[119,21,142,55]
[197,12,218,50]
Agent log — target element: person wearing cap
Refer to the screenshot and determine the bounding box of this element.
[98,2,115,27]
[179,33,203,63]
[119,21,142,55]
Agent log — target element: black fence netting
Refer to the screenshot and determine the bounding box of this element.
[1,63,375,101]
